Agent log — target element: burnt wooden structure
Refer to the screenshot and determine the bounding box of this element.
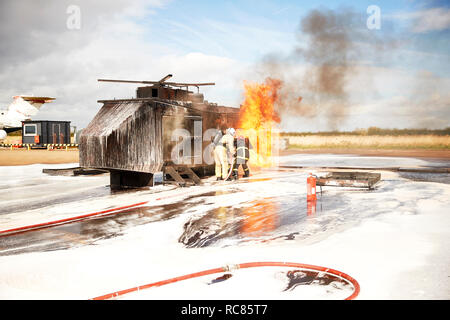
[79,75,239,188]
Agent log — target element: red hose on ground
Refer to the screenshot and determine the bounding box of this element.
[0,189,197,237]
[0,201,149,236]
[90,261,360,300]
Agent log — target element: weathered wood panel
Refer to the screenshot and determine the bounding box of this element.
[80,101,163,173]
[80,98,239,175]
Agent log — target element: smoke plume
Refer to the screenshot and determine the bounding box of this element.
[254,7,391,130]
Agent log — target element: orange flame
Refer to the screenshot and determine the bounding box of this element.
[237,78,282,168]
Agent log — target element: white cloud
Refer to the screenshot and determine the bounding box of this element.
[0,0,246,128]
[1,1,448,132]
[390,7,450,33]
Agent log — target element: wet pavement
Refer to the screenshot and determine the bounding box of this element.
[1,156,449,257]
[0,178,388,255]
[399,172,450,184]
[178,192,348,248]
[0,191,211,255]
[0,185,111,215]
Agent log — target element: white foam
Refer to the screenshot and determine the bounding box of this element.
[0,154,449,300]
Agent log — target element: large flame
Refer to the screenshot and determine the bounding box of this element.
[237,78,282,168]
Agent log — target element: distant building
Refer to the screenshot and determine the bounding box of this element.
[22,120,71,147]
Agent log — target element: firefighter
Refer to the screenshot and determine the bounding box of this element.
[232,134,252,179]
[212,129,224,180]
[213,127,235,180]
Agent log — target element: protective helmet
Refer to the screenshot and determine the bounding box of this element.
[227,128,236,136]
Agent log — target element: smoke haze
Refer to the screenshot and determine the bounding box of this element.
[254,7,396,130]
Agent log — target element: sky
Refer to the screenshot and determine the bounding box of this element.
[0,0,449,132]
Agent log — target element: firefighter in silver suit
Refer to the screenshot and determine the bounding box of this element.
[213,128,235,180]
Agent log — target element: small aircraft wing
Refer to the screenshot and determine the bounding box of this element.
[16,96,55,104]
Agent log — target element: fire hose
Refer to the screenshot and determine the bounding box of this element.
[224,157,236,181]
[90,261,360,300]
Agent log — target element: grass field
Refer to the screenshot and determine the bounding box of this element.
[285,135,450,150]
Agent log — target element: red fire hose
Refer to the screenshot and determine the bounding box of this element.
[0,201,149,237]
[90,261,360,300]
